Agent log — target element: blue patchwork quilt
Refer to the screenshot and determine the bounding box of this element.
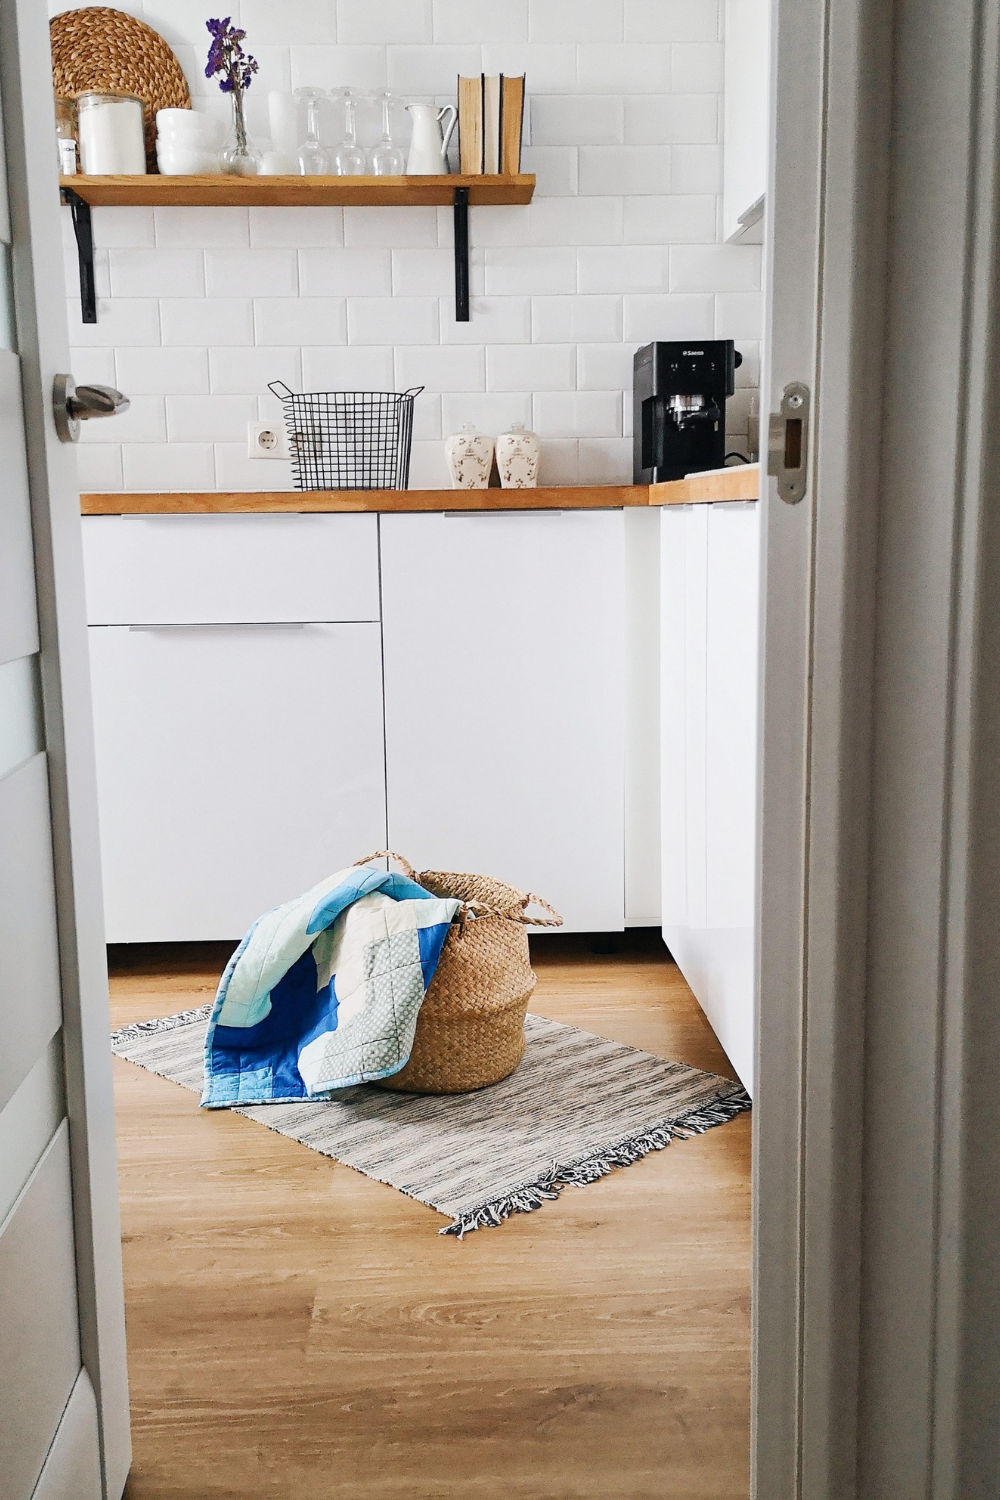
[201,864,461,1107]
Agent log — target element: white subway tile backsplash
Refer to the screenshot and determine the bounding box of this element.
[210,346,302,395]
[239,0,334,43]
[671,41,724,91]
[395,344,485,392]
[456,206,532,248]
[624,0,720,43]
[166,394,256,443]
[348,297,440,345]
[68,298,160,347]
[441,392,532,435]
[485,247,577,296]
[578,245,669,294]
[213,444,296,492]
[386,45,481,94]
[161,298,254,347]
[70,348,116,388]
[154,208,250,248]
[532,295,622,343]
[206,249,298,298]
[530,198,623,246]
[538,438,580,485]
[530,95,624,147]
[80,394,165,444]
[577,44,672,93]
[75,443,123,492]
[344,206,439,247]
[249,208,345,248]
[715,290,765,340]
[487,343,576,392]
[301,346,395,388]
[533,391,621,438]
[338,0,432,43]
[407,439,452,489]
[300,248,392,297]
[91,206,155,247]
[392,247,483,297]
[123,443,216,491]
[110,248,204,298]
[529,0,623,43]
[623,195,717,244]
[671,243,762,293]
[254,298,348,346]
[622,292,715,341]
[519,146,579,197]
[480,45,577,92]
[289,44,388,90]
[441,297,532,345]
[734,341,761,387]
[115,346,209,395]
[577,342,639,391]
[433,0,527,43]
[578,436,633,483]
[624,95,718,144]
[579,147,671,196]
[670,144,723,194]
[411,393,443,440]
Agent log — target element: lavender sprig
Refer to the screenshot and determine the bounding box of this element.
[205,17,258,96]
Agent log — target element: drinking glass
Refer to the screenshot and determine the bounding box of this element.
[333,89,368,176]
[295,87,330,176]
[369,91,406,176]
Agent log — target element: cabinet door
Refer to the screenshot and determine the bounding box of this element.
[380,511,625,934]
[89,623,387,941]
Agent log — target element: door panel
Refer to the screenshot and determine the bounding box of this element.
[29,1369,102,1500]
[0,753,62,1110]
[381,511,625,934]
[82,513,381,625]
[0,1034,64,1226]
[89,623,387,941]
[0,1125,82,1500]
[0,349,39,666]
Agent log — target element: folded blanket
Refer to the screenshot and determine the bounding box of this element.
[201,864,460,1107]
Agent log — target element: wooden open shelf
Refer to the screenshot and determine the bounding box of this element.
[59,173,535,208]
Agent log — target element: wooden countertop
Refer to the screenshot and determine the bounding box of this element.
[80,465,759,515]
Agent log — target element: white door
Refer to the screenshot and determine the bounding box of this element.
[89,624,387,941]
[0,3,129,1496]
[380,510,625,933]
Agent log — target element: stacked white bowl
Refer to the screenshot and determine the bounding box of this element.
[155,109,222,175]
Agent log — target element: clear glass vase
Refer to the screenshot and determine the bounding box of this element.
[219,89,261,176]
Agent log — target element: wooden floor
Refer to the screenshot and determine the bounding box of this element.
[108,931,751,1500]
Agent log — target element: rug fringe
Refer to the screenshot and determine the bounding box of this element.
[440,1087,753,1238]
[110,1003,213,1049]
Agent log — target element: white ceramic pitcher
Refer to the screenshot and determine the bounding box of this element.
[406,103,458,174]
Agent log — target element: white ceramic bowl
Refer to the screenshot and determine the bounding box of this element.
[156,143,221,176]
[155,110,220,145]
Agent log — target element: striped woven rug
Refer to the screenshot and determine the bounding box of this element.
[111,1008,751,1237]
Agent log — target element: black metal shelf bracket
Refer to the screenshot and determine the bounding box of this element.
[453,186,470,322]
[62,187,97,324]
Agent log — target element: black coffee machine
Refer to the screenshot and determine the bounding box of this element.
[633,340,742,484]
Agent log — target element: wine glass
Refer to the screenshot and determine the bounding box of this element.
[369,91,406,176]
[333,88,368,176]
[295,87,330,176]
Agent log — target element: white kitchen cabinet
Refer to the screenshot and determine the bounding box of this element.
[723,0,771,243]
[88,622,386,942]
[660,501,759,1091]
[379,510,625,934]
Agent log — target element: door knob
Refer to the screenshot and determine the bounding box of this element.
[53,373,130,443]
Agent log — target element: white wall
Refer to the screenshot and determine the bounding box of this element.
[56,0,762,491]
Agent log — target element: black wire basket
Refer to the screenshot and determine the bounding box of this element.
[268,381,424,492]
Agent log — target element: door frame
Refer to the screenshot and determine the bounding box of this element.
[0,1,130,1494]
[754,0,1000,1493]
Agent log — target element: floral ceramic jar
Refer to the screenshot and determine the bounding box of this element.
[445,425,494,489]
[495,422,541,488]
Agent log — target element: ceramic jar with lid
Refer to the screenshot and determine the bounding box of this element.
[495,422,540,488]
[445,425,494,489]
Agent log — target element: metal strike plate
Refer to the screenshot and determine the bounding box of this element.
[767,381,810,504]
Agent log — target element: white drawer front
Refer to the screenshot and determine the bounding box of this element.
[82,513,380,624]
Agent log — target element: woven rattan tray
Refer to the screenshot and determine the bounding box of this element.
[50,7,190,170]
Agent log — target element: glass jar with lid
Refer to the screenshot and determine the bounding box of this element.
[77,91,146,175]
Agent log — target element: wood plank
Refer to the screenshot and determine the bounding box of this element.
[60,174,535,208]
[80,485,650,515]
[649,463,760,505]
[108,932,750,1500]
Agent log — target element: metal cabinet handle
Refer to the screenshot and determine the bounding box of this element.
[54,374,129,444]
[126,622,307,631]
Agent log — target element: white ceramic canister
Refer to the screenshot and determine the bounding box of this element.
[495,422,541,488]
[78,91,146,174]
[445,425,494,489]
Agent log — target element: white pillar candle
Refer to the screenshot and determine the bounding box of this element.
[78,93,146,175]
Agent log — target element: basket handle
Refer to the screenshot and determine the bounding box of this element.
[353,849,419,882]
[268,380,295,401]
[402,386,425,398]
[519,894,564,928]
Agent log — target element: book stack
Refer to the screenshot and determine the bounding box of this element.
[457,75,526,175]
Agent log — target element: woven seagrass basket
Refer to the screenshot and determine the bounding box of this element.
[355,852,562,1094]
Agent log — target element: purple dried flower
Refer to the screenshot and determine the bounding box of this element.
[204,16,259,96]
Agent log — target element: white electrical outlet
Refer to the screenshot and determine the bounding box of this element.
[247,421,290,459]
